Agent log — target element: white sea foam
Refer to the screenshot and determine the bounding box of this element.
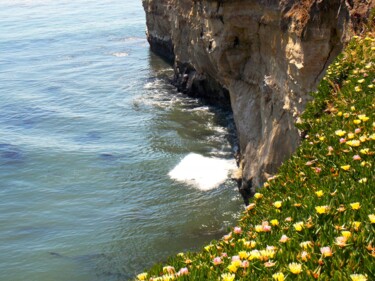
[112,52,129,57]
[168,153,236,191]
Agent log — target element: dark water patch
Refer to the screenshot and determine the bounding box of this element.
[0,143,24,163]
[75,131,102,143]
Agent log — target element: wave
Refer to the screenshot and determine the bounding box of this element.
[168,153,236,191]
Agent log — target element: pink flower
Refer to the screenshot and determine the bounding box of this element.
[221,252,228,258]
[262,221,272,232]
[320,246,333,257]
[314,167,322,173]
[231,255,240,262]
[213,257,222,265]
[328,146,334,152]
[263,225,272,232]
[279,235,289,243]
[355,128,361,134]
[233,227,242,234]
[340,138,346,143]
[178,267,189,276]
[242,260,250,268]
[353,155,361,161]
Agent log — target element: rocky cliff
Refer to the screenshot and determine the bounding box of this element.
[142,0,373,203]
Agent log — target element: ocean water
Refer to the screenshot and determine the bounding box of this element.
[0,0,242,280]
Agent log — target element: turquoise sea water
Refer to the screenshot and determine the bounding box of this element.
[0,1,242,280]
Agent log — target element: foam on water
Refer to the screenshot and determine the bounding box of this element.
[168,153,236,191]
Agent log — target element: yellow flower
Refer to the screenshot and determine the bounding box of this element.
[300,241,313,250]
[272,272,285,281]
[244,240,256,249]
[346,140,361,146]
[162,274,175,281]
[248,250,261,260]
[351,106,356,111]
[335,129,346,137]
[289,262,302,274]
[359,135,367,142]
[254,193,263,199]
[369,214,375,224]
[204,245,213,252]
[369,133,375,140]
[344,113,350,118]
[360,148,370,154]
[221,273,235,281]
[358,114,369,122]
[348,132,355,139]
[350,202,361,210]
[350,274,368,281]
[255,225,263,232]
[352,221,361,231]
[238,251,249,260]
[137,272,148,280]
[358,178,367,183]
[357,79,365,83]
[315,190,324,197]
[342,231,352,239]
[337,111,343,116]
[273,201,282,208]
[341,165,350,171]
[227,263,238,273]
[354,119,362,124]
[315,205,329,214]
[293,222,304,232]
[354,86,361,92]
[271,219,279,226]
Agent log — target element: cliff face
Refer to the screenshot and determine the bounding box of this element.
[142,0,373,203]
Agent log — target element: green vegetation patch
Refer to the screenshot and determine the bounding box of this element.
[135,32,375,281]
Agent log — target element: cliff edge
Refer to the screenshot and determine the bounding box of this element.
[142,0,373,203]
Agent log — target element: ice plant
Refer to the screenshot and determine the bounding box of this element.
[350,202,361,210]
[293,221,304,232]
[233,226,242,234]
[137,272,148,280]
[178,267,188,276]
[254,193,263,199]
[272,272,285,281]
[315,190,324,197]
[213,257,222,265]
[221,273,235,281]
[350,274,368,281]
[315,205,329,214]
[346,140,361,146]
[369,214,375,224]
[300,241,313,250]
[288,262,302,274]
[335,129,346,136]
[273,201,282,208]
[238,251,248,260]
[320,246,333,257]
[335,236,348,247]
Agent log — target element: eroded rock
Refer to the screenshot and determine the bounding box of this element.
[142,0,374,203]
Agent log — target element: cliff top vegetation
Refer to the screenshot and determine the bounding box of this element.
[134,28,375,281]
